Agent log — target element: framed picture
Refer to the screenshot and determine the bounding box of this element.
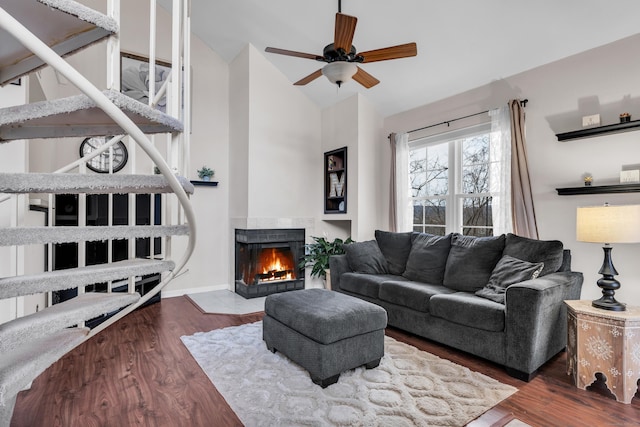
[120,52,171,112]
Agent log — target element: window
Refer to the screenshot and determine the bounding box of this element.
[409,123,507,237]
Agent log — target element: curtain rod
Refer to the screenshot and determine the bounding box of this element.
[390,99,528,138]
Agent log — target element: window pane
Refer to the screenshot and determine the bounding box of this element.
[409,148,427,197]
[426,143,448,195]
[462,227,493,237]
[462,134,489,166]
[462,164,489,194]
[424,226,446,236]
[412,199,446,231]
[462,196,492,227]
[462,134,490,194]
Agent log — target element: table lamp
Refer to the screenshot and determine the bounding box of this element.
[576,203,640,311]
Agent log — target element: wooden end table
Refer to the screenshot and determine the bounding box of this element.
[565,300,640,404]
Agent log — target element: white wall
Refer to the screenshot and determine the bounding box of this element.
[384,33,640,305]
[0,81,29,324]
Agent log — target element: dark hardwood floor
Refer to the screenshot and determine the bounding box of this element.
[11,296,640,427]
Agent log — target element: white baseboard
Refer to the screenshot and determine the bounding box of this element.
[162,283,230,299]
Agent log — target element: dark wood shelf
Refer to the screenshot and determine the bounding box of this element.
[190,180,218,187]
[556,119,640,141]
[556,183,640,195]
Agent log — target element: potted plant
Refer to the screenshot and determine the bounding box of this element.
[197,165,215,181]
[299,236,353,289]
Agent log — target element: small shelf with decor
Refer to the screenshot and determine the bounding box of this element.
[556,183,640,195]
[324,147,347,214]
[556,119,640,141]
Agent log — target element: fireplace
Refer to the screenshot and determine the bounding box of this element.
[235,228,305,298]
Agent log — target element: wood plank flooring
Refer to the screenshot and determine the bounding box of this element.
[10,296,640,427]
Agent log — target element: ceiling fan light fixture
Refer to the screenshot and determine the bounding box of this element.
[322,61,357,87]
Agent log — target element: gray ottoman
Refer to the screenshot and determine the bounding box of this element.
[263,289,387,387]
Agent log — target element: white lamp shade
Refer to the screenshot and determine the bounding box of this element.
[576,204,640,244]
[322,62,357,86]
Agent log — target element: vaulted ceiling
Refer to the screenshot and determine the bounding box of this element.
[164,0,640,117]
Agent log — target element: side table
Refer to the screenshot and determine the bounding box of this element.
[565,300,640,404]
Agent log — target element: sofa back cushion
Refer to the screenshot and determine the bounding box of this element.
[503,233,563,276]
[443,233,506,292]
[375,230,413,275]
[344,240,389,274]
[402,233,452,285]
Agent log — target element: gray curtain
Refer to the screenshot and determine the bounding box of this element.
[389,133,398,231]
[509,99,539,239]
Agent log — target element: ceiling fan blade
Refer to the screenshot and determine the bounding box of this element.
[294,69,323,86]
[334,13,357,52]
[265,47,323,61]
[359,42,418,63]
[353,66,380,89]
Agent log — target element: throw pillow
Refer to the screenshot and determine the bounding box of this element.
[344,240,389,274]
[503,233,563,276]
[475,255,544,304]
[443,233,506,292]
[402,233,452,285]
[375,230,413,275]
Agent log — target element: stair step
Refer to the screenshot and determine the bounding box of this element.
[0,327,89,407]
[0,225,189,246]
[0,258,174,299]
[0,89,183,141]
[0,292,139,354]
[0,173,194,195]
[0,0,118,86]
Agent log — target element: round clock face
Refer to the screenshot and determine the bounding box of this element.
[79,137,128,173]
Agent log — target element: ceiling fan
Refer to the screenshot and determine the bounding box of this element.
[265,1,417,88]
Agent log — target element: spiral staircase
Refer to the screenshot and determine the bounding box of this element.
[0,1,195,424]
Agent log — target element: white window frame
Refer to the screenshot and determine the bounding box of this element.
[409,122,498,236]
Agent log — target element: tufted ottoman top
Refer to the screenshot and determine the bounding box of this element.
[264,289,387,345]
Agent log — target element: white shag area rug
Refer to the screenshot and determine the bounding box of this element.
[181,322,518,427]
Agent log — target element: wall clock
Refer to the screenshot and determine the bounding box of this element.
[79,137,128,173]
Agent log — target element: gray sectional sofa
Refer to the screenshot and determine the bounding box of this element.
[329,230,584,381]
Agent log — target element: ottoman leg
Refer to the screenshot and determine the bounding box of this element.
[365,358,381,369]
[312,373,340,388]
[266,343,277,353]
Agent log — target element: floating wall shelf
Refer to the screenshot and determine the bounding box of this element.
[556,119,640,141]
[556,184,640,195]
[190,180,218,187]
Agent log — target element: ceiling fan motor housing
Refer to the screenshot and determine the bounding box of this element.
[322,43,363,63]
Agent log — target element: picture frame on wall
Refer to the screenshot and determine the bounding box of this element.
[120,52,171,112]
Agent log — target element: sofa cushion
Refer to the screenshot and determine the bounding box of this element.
[379,280,455,313]
[344,240,388,274]
[375,230,413,275]
[430,293,505,332]
[503,233,563,276]
[475,255,544,304]
[402,233,452,285]
[340,273,406,299]
[443,234,506,292]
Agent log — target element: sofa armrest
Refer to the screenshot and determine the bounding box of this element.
[504,271,584,377]
[329,254,352,292]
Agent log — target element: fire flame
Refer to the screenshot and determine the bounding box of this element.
[259,248,294,282]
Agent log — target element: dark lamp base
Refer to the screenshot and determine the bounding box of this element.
[592,297,626,311]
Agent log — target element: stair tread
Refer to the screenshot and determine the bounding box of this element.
[0,327,89,406]
[0,0,118,86]
[0,173,194,195]
[0,89,183,141]
[0,224,189,246]
[0,292,139,354]
[0,258,174,299]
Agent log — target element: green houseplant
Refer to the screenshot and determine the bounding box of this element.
[197,165,215,181]
[299,236,354,280]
